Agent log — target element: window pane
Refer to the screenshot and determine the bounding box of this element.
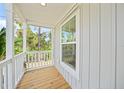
[27,25,39,51]
[14,20,23,55]
[0,4,6,61]
[62,44,76,69]
[61,16,76,43]
[40,27,52,51]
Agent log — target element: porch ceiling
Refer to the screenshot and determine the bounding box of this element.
[14,3,74,27]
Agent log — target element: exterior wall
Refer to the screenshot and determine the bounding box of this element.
[54,3,124,89]
[116,4,124,89]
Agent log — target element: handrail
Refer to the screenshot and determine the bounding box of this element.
[0,52,25,65]
[26,50,51,53]
[14,52,26,58]
[0,52,25,89]
[0,58,12,65]
[0,51,53,88]
[25,51,53,71]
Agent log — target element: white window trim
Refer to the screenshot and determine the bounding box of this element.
[60,9,80,80]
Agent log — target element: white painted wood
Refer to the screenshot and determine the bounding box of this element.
[14,52,25,87]
[5,3,14,59]
[54,3,118,89]
[60,8,80,80]
[81,4,90,88]
[100,4,115,88]
[25,51,53,71]
[0,65,3,89]
[89,4,100,89]
[5,3,15,89]
[116,4,124,88]
[5,64,8,88]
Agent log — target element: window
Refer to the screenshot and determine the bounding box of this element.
[62,44,76,68]
[0,4,6,61]
[27,25,52,51]
[61,16,76,69]
[60,9,80,79]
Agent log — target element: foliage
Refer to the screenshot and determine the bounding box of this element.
[27,25,52,51]
[14,22,23,55]
[0,27,6,61]
[14,29,23,55]
[0,22,52,61]
[27,26,39,51]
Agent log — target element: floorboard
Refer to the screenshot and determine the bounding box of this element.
[16,66,71,89]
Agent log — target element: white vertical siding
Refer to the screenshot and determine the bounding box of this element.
[100,4,115,89]
[54,3,124,89]
[81,4,90,88]
[116,4,124,89]
[89,4,100,89]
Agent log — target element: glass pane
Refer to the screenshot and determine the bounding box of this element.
[0,4,6,61]
[40,27,52,51]
[27,25,39,51]
[14,20,23,55]
[62,44,76,69]
[61,16,76,43]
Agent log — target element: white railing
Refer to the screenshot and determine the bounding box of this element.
[14,52,25,87]
[25,51,53,71]
[0,51,53,89]
[0,52,25,89]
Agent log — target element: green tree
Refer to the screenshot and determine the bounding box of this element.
[27,25,52,51]
[27,25,39,51]
[0,27,6,61]
[14,22,23,55]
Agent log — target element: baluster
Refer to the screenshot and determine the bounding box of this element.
[44,52,46,66]
[41,52,43,66]
[46,52,48,66]
[50,52,52,65]
[15,58,17,85]
[5,63,8,89]
[40,53,42,62]
[12,58,15,88]
[0,66,3,89]
[32,53,34,68]
[38,52,40,62]
[48,52,50,65]
[45,52,47,66]
[33,53,34,63]
[35,52,36,62]
[34,53,36,68]
[31,54,33,62]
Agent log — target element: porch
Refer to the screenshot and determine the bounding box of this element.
[16,66,70,89]
[0,3,75,89]
[0,51,71,89]
[1,3,124,89]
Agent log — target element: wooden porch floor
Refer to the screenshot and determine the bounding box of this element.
[16,66,71,89]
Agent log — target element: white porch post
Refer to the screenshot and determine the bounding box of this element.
[5,3,15,88]
[6,4,14,58]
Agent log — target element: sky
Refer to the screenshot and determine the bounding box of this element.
[0,4,6,30]
[29,25,51,41]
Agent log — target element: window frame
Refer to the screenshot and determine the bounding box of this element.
[60,9,80,79]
